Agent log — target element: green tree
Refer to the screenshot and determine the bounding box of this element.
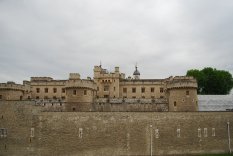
[186,67,233,95]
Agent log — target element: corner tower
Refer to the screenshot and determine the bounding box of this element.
[166,76,198,112]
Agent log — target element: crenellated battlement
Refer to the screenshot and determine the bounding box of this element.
[65,79,97,90]
[166,76,197,90]
[0,83,26,91]
[31,77,53,82]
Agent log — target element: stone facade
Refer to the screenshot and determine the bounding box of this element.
[0,65,198,112]
[0,101,233,156]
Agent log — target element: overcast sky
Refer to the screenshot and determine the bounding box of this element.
[0,0,233,83]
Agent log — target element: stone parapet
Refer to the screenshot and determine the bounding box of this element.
[166,76,197,90]
[65,80,97,90]
[0,83,26,91]
[96,98,168,104]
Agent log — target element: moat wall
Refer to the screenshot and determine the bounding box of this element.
[0,101,233,156]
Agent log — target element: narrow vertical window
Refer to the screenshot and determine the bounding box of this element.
[73,90,76,95]
[141,87,145,93]
[123,88,127,93]
[160,88,164,93]
[151,87,154,93]
[79,128,83,138]
[0,95,2,99]
[31,128,35,137]
[212,128,215,136]
[155,129,159,138]
[53,88,57,93]
[186,90,189,95]
[84,90,87,95]
[36,88,40,93]
[177,128,180,138]
[204,128,208,137]
[62,88,65,93]
[198,128,201,137]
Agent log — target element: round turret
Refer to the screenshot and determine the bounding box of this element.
[166,76,198,112]
[65,79,97,111]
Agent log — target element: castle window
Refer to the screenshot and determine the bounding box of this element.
[28,96,30,99]
[36,88,40,93]
[62,88,65,93]
[53,88,57,93]
[36,96,39,99]
[53,96,57,99]
[72,107,76,111]
[123,88,127,93]
[0,128,7,138]
[132,88,136,93]
[186,90,189,95]
[155,129,159,138]
[44,88,48,93]
[0,95,2,99]
[102,80,104,83]
[142,96,145,99]
[104,86,109,91]
[212,128,215,136]
[62,96,65,100]
[177,128,180,138]
[79,128,83,138]
[84,90,87,95]
[73,90,77,95]
[141,87,145,93]
[174,101,177,107]
[151,87,154,93]
[204,128,208,137]
[30,128,35,138]
[198,128,201,137]
[160,96,164,98]
[160,88,164,93]
[20,96,22,100]
[104,95,109,98]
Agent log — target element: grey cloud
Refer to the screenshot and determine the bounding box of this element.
[0,0,233,83]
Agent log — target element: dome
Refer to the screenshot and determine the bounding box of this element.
[133,66,140,75]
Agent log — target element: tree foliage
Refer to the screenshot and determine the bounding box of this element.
[186,67,233,95]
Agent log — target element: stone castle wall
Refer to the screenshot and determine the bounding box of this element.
[0,101,233,156]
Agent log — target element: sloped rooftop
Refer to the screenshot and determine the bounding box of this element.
[198,94,233,111]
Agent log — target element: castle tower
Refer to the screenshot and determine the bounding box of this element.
[65,73,97,111]
[133,65,140,79]
[93,65,122,98]
[166,76,198,112]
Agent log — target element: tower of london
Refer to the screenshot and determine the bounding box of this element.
[0,65,198,112]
